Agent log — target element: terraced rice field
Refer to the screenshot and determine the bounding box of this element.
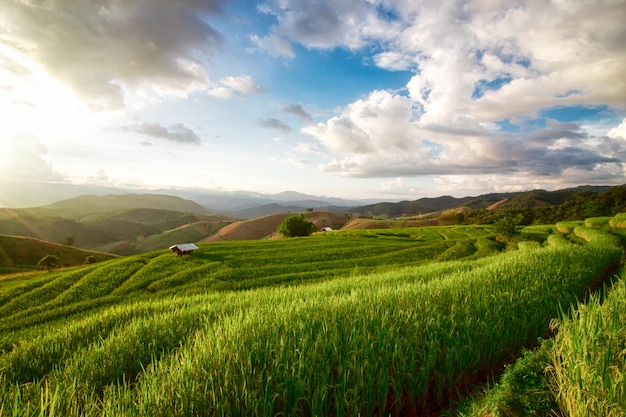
[0,221,623,416]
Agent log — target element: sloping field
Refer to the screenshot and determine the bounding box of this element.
[0,221,623,416]
[206,210,350,241]
[0,234,117,274]
[341,217,439,229]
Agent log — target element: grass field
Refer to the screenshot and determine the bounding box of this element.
[0,220,624,416]
[0,234,117,275]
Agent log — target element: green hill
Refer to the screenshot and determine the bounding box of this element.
[0,195,234,256]
[0,219,624,415]
[351,185,618,218]
[40,193,210,219]
[0,234,117,274]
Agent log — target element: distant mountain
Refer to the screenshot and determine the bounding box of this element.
[0,194,232,256]
[42,193,209,218]
[0,181,132,208]
[182,190,361,214]
[347,186,617,218]
[230,204,313,219]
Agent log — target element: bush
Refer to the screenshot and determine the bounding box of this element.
[278,214,317,237]
[37,254,61,272]
[493,214,523,241]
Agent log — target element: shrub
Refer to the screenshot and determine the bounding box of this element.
[278,214,316,237]
[37,254,61,272]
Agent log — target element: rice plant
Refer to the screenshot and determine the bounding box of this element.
[0,223,622,416]
[548,277,626,417]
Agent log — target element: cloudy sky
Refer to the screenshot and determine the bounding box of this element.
[1,0,625,206]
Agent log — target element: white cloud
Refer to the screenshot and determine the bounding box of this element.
[373,51,416,71]
[288,0,626,187]
[249,34,295,58]
[252,0,402,55]
[0,0,226,109]
[377,177,416,194]
[208,75,261,98]
[220,76,262,94]
[608,118,626,140]
[303,89,624,181]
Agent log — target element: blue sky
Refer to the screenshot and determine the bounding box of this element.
[1,0,625,207]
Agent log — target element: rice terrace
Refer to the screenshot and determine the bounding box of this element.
[1,194,626,416]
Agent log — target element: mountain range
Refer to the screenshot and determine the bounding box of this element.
[0,185,622,266]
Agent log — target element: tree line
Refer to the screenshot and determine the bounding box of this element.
[464,185,626,225]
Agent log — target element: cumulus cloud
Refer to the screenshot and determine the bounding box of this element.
[258,117,292,132]
[282,0,626,189]
[252,1,401,56]
[303,89,624,182]
[208,75,261,98]
[126,123,202,145]
[608,119,626,140]
[0,0,226,109]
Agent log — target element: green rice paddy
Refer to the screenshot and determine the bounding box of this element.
[0,221,624,416]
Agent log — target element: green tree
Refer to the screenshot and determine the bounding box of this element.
[493,214,524,242]
[37,254,61,272]
[64,236,75,247]
[278,214,317,237]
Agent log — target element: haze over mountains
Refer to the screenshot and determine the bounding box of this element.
[3,183,616,217]
[0,184,624,274]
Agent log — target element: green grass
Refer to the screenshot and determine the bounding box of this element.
[0,234,116,274]
[460,218,626,417]
[0,222,623,416]
[548,274,626,417]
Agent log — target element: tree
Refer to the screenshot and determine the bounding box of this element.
[493,214,524,242]
[278,214,317,237]
[84,255,97,264]
[38,254,61,272]
[64,236,75,247]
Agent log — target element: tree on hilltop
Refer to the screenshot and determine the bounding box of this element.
[278,214,317,237]
[38,254,61,272]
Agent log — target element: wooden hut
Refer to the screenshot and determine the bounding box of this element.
[169,243,199,256]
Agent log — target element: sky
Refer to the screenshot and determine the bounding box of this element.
[1,0,626,207]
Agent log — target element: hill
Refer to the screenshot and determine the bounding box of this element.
[185,190,360,215]
[205,210,350,241]
[0,234,117,274]
[349,185,616,218]
[41,193,210,219]
[0,194,234,256]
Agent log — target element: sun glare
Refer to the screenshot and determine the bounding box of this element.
[0,44,92,140]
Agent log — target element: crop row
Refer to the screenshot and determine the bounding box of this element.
[0,227,498,332]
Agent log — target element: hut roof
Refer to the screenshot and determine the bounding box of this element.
[169,243,199,252]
